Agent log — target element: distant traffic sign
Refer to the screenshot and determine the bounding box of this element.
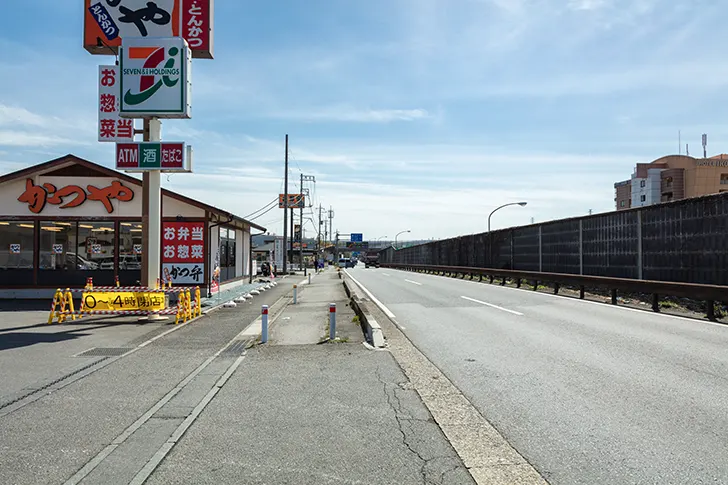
[345,242,368,250]
[350,233,363,242]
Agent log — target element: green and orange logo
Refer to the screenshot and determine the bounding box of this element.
[122,45,181,106]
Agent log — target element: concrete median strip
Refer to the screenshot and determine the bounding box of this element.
[342,278,386,348]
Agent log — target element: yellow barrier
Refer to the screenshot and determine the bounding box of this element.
[48,288,76,324]
[48,280,203,325]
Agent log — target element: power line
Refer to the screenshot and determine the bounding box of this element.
[248,203,278,221]
[244,198,278,219]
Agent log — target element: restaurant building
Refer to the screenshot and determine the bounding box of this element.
[0,154,265,298]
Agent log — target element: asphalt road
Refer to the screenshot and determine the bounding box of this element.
[346,266,728,485]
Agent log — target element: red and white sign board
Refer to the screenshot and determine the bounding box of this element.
[98,65,135,142]
[116,142,192,172]
[84,0,214,59]
[162,221,205,284]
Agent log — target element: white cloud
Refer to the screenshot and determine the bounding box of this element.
[568,0,608,10]
[270,107,430,123]
[0,105,49,127]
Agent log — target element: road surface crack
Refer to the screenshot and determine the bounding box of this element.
[375,366,460,484]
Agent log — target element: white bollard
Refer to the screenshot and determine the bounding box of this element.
[293,284,298,304]
[261,305,269,343]
[329,303,336,340]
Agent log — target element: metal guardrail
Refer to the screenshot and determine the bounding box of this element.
[381,263,728,321]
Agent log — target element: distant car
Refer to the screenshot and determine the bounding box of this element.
[67,252,99,270]
[119,255,141,270]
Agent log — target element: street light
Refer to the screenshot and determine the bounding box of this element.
[487,202,527,268]
[394,230,411,250]
[377,236,388,241]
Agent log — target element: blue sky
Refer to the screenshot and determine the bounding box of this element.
[1,0,726,240]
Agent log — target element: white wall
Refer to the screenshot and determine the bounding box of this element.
[163,195,205,218]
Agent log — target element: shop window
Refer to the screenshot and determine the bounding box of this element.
[0,221,34,269]
[40,222,78,270]
[219,227,237,282]
[721,174,728,185]
[119,222,142,270]
[78,222,114,270]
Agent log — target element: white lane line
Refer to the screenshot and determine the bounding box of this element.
[404,279,423,286]
[344,269,396,319]
[385,268,728,329]
[461,296,524,316]
[382,273,391,277]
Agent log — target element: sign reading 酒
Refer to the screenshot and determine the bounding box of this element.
[84,0,214,59]
[162,221,205,284]
[98,65,135,142]
[116,142,190,171]
[119,37,191,118]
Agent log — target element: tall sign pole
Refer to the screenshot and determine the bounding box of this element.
[282,134,289,274]
[85,1,213,296]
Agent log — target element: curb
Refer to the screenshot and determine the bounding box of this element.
[342,278,386,348]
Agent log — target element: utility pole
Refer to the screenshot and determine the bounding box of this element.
[317,204,323,252]
[300,173,303,272]
[282,134,289,274]
[300,175,316,274]
[328,207,334,250]
[290,207,294,268]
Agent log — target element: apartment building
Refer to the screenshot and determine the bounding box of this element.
[615,154,728,210]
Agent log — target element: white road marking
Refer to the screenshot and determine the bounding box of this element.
[404,279,423,286]
[344,269,396,319]
[461,296,524,316]
[385,268,728,329]
[382,273,391,277]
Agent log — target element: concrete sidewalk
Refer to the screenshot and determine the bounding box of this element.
[146,269,475,484]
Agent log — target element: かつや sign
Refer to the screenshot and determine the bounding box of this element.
[119,37,192,118]
[84,0,214,59]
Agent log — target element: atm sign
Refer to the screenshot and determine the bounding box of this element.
[116,142,190,172]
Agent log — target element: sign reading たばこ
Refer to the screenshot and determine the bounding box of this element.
[119,37,192,118]
[116,142,191,171]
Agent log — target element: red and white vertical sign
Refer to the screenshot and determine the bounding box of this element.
[182,0,214,58]
[98,65,134,142]
[162,221,206,284]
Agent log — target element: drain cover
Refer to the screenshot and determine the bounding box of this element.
[75,347,132,357]
[222,340,248,356]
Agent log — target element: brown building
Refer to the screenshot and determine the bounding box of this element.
[615,154,728,210]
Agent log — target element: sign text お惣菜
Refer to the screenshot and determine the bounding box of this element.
[161,221,205,284]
